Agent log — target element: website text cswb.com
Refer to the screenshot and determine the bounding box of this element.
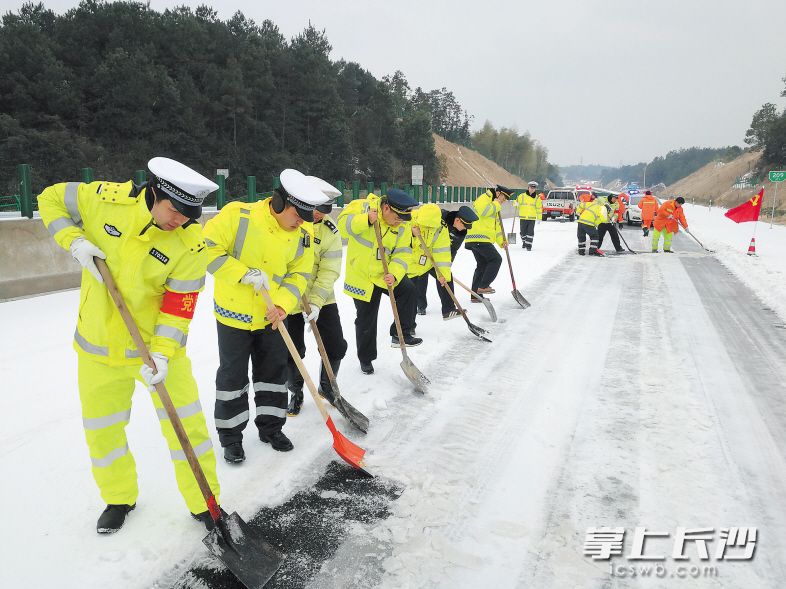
[583,526,757,579]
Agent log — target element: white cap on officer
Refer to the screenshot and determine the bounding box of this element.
[148,157,218,220]
[528,180,539,187]
[307,175,341,213]
[279,169,329,222]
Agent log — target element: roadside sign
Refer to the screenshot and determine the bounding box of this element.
[217,168,229,178]
[411,165,424,186]
[769,171,786,183]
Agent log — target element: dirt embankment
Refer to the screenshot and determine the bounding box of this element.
[665,150,785,224]
[433,134,529,189]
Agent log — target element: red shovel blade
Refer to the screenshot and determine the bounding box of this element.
[325,415,372,477]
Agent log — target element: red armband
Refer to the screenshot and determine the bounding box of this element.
[161,290,199,319]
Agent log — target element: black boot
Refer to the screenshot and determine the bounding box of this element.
[223,441,245,463]
[318,359,341,405]
[97,504,135,534]
[287,389,304,415]
[259,430,294,452]
[391,334,423,347]
[192,507,229,532]
[286,362,304,401]
[360,361,374,374]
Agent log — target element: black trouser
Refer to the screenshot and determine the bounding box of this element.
[214,321,288,446]
[519,219,536,249]
[576,224,599,254]
[286,303,347,395]
[353,279,416,363]
[465,242,502,292]
[597,222,622,251]
[414,270,457,316]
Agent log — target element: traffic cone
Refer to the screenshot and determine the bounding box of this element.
[747,236,757,256]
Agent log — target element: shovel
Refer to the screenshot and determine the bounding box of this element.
[612,223,638,254]
[95,258,283,589]
[685,228,715,253]
[373,221,430,394]
[259,287,372,476]
[507,206,517,245]
[301,296,370,434]
[498,212,531,309]
[453,277,498,323]
[413,231,491,343]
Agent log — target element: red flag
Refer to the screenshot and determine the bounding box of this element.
[725,189,764,223]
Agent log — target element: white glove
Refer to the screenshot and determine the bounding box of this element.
[139,353,169,390]
[302,305,320,331]
[240,268,270,292]
[70,237,106,283]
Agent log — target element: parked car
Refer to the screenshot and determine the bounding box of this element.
[543,188,577,221]
[624,194,661,225]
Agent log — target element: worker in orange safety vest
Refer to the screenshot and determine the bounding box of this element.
[652,196,688,253]
[638,190,659,236]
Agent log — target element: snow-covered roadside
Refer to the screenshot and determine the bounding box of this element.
[0,219,574,588]
[683,203,786,322]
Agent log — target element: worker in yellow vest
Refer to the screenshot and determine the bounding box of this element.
[576,192,606,256]
[515,181,544,250]
[38,158,221,534]
[338,189,418,375]
[465,185,511,300]
[286,176,347,416]
[204,169,327,462]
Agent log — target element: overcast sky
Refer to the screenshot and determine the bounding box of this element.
[3,0,785,166]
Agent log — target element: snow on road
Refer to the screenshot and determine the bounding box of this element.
[2,213,786,588]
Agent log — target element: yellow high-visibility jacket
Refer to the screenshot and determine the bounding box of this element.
[409,204,452,281]
[515,191,543,220]
[338,194,413,302]
[577,200,607,228]
[204,199,314,330]
[298,213,343,311]
[38,180,207,365]
[465,190,504,246]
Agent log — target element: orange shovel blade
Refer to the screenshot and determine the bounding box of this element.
[325,416,372,477]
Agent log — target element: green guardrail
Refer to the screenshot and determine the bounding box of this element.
[4,163,522,216]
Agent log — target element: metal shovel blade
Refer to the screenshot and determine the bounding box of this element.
[468,322,492,342]
[332,395,369,434]
[400,357,430,394]
[512,289,531,309]
[507,232,517,244]
[203,512,284,589]
[325,415,373,477]
[480,297,498,322]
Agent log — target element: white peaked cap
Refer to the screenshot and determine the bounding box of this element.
[148,157,218,214]
[279,169,330,207]
[528,180,539,187]
[306,175,342,199]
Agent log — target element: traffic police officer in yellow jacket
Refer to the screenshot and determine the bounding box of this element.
[204,169,327,463]
[465,185,511,299]
[576,192,607,256]
[338,189,419,375]
[286,176,348,416]
[410,203,459,320]
[38,157,221,534]
[515,181,543,250]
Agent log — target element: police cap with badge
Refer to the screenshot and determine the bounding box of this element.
[495,184,514,198]
[274,169,330,222]
[383,188,418,221]
[307,175,342,213]
[148,157,219,220]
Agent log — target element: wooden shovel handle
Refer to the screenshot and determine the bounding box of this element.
[372,221,409,356]
[95,258,219,519]
[301,296,340,396]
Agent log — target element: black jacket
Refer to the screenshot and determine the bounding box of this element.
[442,210,466,259]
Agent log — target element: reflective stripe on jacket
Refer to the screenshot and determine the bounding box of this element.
[301,214,342,310]
[204,199,314,330]
[653,200,688,234]
[515,191,543,220]
[409,204,452,281]
[338,195,413,302]
[638,195,659,219]
[576,200,607,228]
[465,190,504,246]
[38,180,206,364]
